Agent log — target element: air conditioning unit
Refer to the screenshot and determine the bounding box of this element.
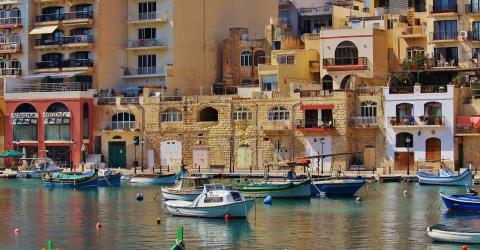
[460,31,469,38]
[425,52,433,59]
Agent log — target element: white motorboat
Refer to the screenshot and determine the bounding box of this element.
[428,224,480,244]
[162,177,211,201]
[164,188,255,218]
[17,158,63,179]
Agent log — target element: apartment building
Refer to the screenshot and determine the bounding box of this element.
[3,0,126,168]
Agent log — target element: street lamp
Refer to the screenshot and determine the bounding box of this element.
[406,136,412,175]
[229,136,234,173]
[133,137,139,174]
[140,138,145,173]
[319,137,325,175]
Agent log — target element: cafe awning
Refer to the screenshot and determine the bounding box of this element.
[23,71,86,80]
[29,25,58,35]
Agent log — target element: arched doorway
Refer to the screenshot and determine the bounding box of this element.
[44,102,71,167]
[13,103,38,141]
[322,75,333,91]
[160,140,182,169]
[426,138,441,162]
[340,75,353,90]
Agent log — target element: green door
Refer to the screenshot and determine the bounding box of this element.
[109,141,126,168]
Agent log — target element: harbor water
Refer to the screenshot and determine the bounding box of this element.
[0,179,478,249]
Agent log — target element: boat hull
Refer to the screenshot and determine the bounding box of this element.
[130,174,176,185]
[98,173,122,187]
[18,169,63,179]
[417,169,472,186]
[43,170,98,188]
[235,180,311,198]
[440,192,480,211]
[165,200,255,218]
[162,190,202,201]
[311,179,365,197]
[428,224,480,244]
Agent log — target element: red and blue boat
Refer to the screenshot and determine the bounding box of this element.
[440,192,480,211]
[43,169,98,188]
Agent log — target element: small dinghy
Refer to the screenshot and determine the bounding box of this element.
[98,168,121,187]
[428,224,480,244]
[440,192,480,211]
[164,188,255,218]
[417,168,472,186]
[162,177,211,201]
[233,179,311,198]
[130,173,176,185]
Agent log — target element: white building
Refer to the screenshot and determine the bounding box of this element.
[384,84,456,171]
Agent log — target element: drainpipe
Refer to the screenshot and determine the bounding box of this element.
[291,102,301,161]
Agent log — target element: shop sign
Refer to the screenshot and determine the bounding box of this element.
[43,112,71,118]
[12,112,38,119]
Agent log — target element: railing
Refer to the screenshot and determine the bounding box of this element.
[96,97,116,105]
[466,4,480,14]
[36,13,64,22]
[355,86,383,94]
[430,32,458,40]
[298,6,332,15]
[433,58,458,67]
[349,117,377,127]
[420,85,447,93]
[35,36,94,46]
[6,82,91,93]
[103,121,138,131]
[296,119,336,129]
[456,126,480,134]
[36,61,61,69]
[35,38,63,46]
[127,39,166,49]
[123,67,164,76]
[0,17,21,26]
[0,68,21,76]
[128,11,168,22]
[389,86,414,94]
[0,43,21,52]
[400,26,426,36]
[430,4,457,13]
[323,57,368,67]
[121,97,140,104]
[299,89,334,98]
[388,116,445,126]
[36,59,93,69]
[64,11,94,20]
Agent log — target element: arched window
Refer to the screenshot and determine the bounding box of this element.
[71,4,93,15]
[198,107,218,122]
[69,51,93,67]
[254,50,266,65]
[361,101,377,117]
[396,103,413,118]
[407,46,425,60]
[233,107,252,120]
[13,103,38,141]
[10,8,20,18]
[340,75,353,90]
[83,103,89,139]
[241,79,252,86]
[112,112,136,130]
[45,102,70,141]
[240,51,252,66]
[396,132,413,147]
[268,106,289,120]
[161,108,182,122]
[40,53,63,68]
[41,6,64,21]
[322,75,333,90]
[335,41,358,65]
[424,102,442,116]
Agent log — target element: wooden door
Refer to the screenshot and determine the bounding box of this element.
[426,138,441,162]
[108,141,126,168]
[160,140,182,169]
[394,152,414,170]
[193,147,208,171]
[237,146,253,171]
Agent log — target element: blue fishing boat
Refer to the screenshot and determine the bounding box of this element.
[440,192,480,211]
[417,168,472,186]
[43,169,98,188]
[98,169,121,187]
[311,177,366,197]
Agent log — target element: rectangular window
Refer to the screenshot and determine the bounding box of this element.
[138,54,157,74]
[433,20,457,40]
[139,1,156,13]
[277,55,295,64]
[138,28,156,40]
[262,76,278,92]
[387,20,394,30]
[434,47,458,66]
[45,125,70,141]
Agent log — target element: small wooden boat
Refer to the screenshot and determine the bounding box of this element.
[311,177,366,197]
[165,188,255,218]
[417,168,472,186]
[130,173,176,185]
[428,224,480,244]
[233,179,311,198]
[18,158,63,179]
[43,169,98,188]
[98,168,121,187]
[162,177,210,201]
[376,174,402,183]
[440,192,480,211]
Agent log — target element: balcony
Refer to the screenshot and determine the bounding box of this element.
[388,116,445,128]
[258,64,278,75]
[35,59,93,72]
[457,116,480,136]
[96,96,140,105]
[6,82,91,93]
[127,39,167,51]
[122,66,165,79]
[295,119,336,133]
[432,58,458,68]
[35,35,94,49]
[128,11,168,24]
[35,13,63,24]
[262,120,291,133]
[399,26,426,39]
[0,68,21,77]
[0,43,21,53]
[429,32,458,42]
[429,4,458,16]
[102,121,139,131]
[0,17,21,29]
[63,11,94,25]
[465,4,480,16]
[299,89,334,98]
[309,61,320,73]
[298,6,332,16]
[35,61,61,71]
[323,57,367,71]
[349,117,378,128]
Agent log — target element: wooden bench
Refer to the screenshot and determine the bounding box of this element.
[209,165,226,172]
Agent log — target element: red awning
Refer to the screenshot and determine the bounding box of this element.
[458,116,480,128]
[301,104,334,110]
